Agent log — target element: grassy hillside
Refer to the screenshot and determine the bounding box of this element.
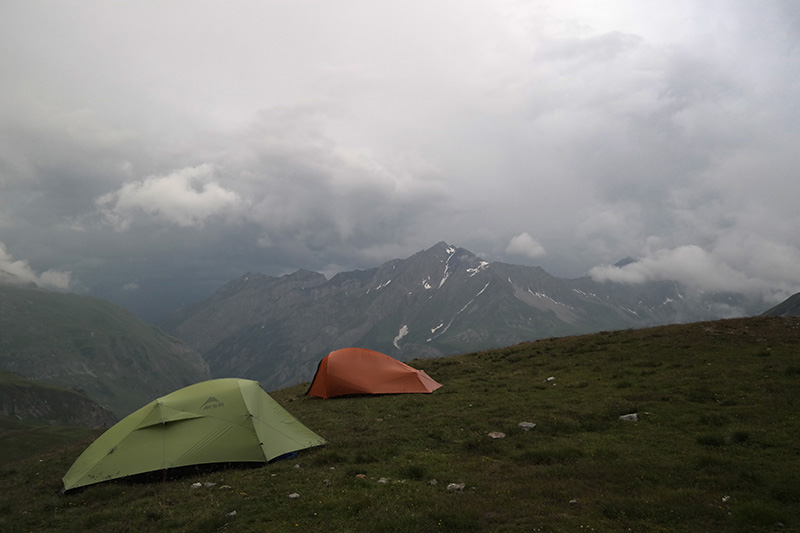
[0,371,116,429]
[1,317,798,532]
[0,418,97,466]
[0,284,210,416]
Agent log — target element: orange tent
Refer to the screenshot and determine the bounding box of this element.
[306,348,443,399]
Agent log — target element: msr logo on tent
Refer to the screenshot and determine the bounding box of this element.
[201,396,224,410]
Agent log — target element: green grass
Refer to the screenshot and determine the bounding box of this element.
[1,316,798,531]
[0,420,97,465]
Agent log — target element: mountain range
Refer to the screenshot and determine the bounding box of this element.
[1,241,797,422]
[160,242,770,391]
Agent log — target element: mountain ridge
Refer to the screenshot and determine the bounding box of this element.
[762,291,800,317]
[161,242,767,391]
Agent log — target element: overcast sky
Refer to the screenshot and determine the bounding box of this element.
[2,0,799,321]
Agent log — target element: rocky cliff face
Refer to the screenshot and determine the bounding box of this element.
[162,242,764,392]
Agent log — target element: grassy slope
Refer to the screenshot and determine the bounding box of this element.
[0,317,798,532]
[0,420,96,466]
[0,284,209,417]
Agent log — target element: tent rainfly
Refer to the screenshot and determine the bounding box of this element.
[62,378,325,491]
[306,347,443,399]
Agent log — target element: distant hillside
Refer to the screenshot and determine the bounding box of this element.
[0,372,116,428]
[762,292,800,317]
[162,242,763,391]
[0,283,210,417]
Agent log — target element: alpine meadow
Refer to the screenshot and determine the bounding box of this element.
[2,317,798,532]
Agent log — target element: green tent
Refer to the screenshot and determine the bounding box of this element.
[63,378,325,491]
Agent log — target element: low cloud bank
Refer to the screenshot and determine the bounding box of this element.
[0,243,72,289]
[589,238,800,304]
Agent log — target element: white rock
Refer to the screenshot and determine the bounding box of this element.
[377,477,388,484]
[288,492,300,499]
[190,482,203,489]
[518,422,536,431]
[619,413,638,422]
[447,482,465,492]
[488,431,506,439]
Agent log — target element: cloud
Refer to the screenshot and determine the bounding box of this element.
[96,164,244,230]
[506,233,546,260]
[589,236,800,303]
[0,242,71,289]
[1,1,799,320]
[195,106,450,258]
[589,244,735,287]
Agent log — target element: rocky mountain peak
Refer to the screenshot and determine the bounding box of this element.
[161,242,769,393]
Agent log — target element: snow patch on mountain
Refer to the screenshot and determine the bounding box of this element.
[573,288,600,300]
[366,279,392,294]
[527,289,572,309]
[439,247,457,288]
[394,325,409,348]
[477,282,490,296]
[509,279,579,323]
[467,261,489,277]
[427,283,488,342]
